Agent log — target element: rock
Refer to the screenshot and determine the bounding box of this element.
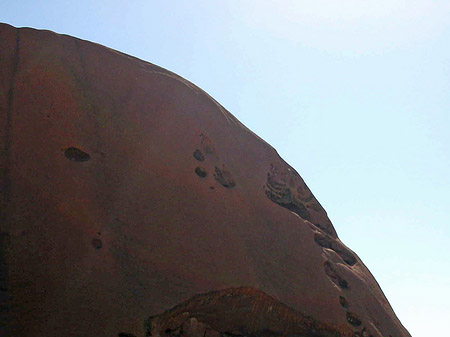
[0,23,410,337]
[181,317,207,337]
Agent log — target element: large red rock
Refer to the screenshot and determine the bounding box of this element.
[0,23,410,337]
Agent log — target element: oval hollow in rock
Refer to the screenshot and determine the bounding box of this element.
[339,296,349,309]
[324,261,349,290]
[314,233,357,266]
[346,311,362,327]
[64,147,91,162]
[193,149,205,161]
[214,166,235,188]
[195,167,207,178]
[91,238,103,249]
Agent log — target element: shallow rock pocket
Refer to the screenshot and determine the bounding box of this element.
[64,147,90,162]
[213,166,235,188]
[314,232,357,266]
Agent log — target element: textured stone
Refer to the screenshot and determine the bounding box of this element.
[0,23,410,337]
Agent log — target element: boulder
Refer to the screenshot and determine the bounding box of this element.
[0,23,410,337]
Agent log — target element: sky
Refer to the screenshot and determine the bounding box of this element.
[2,1,449,336]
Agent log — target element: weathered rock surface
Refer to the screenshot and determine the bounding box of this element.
[0,23,410,337]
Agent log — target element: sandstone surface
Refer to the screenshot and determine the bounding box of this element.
[0,23,410,337]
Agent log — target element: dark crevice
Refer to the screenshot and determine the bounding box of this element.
[339,296,349,309]
[281,200,310,220]
[264,188,310,221]
[324,261,349,290]
[314,233,357,266]
[214,166,235,188]
[314,233,332,249]
[313,222,334,236]
[264,169,310,221]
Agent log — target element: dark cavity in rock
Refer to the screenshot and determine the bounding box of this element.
[193,149,205,161]
[314,233,357,266]
[313,222,334,236]
[195,167,207,178]
[346,312,362,327]
[264,170,310,221]
[214,166,235,188]
[324,261,349,290]
[64,147,90,162]
[339,296,349,309]
[91,238,103,249]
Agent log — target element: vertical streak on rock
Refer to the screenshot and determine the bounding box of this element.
[0,27,20,337]
[0,232,11,337]
[2,29,20,217]
[74,39,100,138]
[74,39,86,75]
[73,38,111,217]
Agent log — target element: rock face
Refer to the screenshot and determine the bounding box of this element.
[0,23,410,337]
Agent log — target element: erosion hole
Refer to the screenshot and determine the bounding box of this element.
[193,149,205,161]
[324,261,349,290]
[214,166,235,188]
[195,167,207,178]
[314,233,357,266]
[91,238,103,249]
[339,296,349,309]
[346,312,362,327]
[64,147,90,162]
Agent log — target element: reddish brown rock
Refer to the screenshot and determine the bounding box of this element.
[0,23,410,337]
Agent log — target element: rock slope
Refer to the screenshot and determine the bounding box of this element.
[0,23,410,337]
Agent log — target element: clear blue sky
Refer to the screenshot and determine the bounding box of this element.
[2,1,449,336]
